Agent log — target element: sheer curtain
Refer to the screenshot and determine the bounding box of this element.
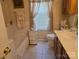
[30,0,41,29]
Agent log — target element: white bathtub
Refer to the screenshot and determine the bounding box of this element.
[6,25,29,59]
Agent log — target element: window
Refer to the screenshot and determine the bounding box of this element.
[13,0,24,8]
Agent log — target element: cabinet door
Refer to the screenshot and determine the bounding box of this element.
[57,40,62,59]
[54,37,62,59]
[54,37,58,57]
[62,49,70,59]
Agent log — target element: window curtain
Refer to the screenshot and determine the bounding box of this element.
[47,1,53,32]
[30,0,41,28]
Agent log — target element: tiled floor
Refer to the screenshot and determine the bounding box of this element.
[23,42,56,59]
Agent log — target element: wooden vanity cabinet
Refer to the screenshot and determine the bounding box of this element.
[54,37,62,59]
[61,47,70,59]
[54,37,70,59]
[54,30,77,59]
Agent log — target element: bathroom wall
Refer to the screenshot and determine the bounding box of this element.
[52,0,77,30]
[69,14,78,27]
[23,0,30,29]
[2,0,30,29]
[52,0,62,30]
[13,0,30,29]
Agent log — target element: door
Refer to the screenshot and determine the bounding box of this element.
[1,0,15,26]
[0,2,13,59]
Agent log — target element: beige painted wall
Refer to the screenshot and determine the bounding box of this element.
[69,14,78,27]
[52,0,62,30]
[23,0,30,29]
[13,0,30,29]
[2,0,30,29]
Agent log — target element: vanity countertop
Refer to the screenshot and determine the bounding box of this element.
[55,30,78,59]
